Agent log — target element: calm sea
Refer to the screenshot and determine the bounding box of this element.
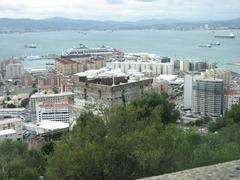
[0,30,240,72]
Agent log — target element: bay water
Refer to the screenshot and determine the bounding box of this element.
[0,30,239,72]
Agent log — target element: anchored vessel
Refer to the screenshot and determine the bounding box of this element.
[61,44,115,58]
[214,33,235,39]
[210,42,221,46]
[24,43,37,48]
[199,44,212,48]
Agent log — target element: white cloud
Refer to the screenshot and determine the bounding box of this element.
[0,0,239,20]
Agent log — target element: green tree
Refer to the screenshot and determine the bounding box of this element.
[20,98,29,108]
[46,93,182,179]
[32,83,37,89]
[209,104,240,132]
[41,141,55,156]
[130,93,180,124]
[45,93,240,180]
[0,140,45,179]
[6,103,16,108]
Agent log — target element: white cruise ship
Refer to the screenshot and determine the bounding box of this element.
[61,44,115,58]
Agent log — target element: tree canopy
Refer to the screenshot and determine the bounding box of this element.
[1,93,240,179]
[46,93,240,180]
[0,140,45,180]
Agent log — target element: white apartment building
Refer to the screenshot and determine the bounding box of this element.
[5,63,24,79]
[180,60,190,72]
[224,90,240,111]
[112,61,174,76]
[30,92,74,112]
[183,74,202,109]
[0,118,23,141]
[36,101,70,123]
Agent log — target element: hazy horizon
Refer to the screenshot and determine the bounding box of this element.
[0,0,240,21]
[0,16,240,23]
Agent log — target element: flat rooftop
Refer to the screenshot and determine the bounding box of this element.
[24,120,69,131]
[0,108,25,112]
[88,77,128,86]
[0,118,22,125]
[196,78,223,82]
[0,129,16,136]
[31,92,74,98]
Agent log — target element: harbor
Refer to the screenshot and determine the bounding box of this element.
[0,30,239,73]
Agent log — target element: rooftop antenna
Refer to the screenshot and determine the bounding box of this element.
[204,57,207,69]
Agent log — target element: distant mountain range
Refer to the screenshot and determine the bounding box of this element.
[0,17,240,32]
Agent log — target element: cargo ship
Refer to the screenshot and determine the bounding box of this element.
[214,33,235,39]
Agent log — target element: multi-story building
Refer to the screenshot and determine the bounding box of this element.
[55,57,106,75]
[0,108,26,118]
[224,90,240,111]
[160,57,171,63]
[30,92,74,113]
[36,101,70,123]
[37,74,60,90]
[180,60,214,73]
[192,79,224,117]
[24,120,69,135]
[183,73,202,109]
[201,68,231,85]
[180,60,190,72]
[5,63,24,79]
[112,61,174,76]
[21,73,33,87]
[1,59,20,73]
[189,61,208,72]
[0,118,23,141]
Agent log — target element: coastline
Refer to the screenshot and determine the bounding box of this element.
[0,28,240,35]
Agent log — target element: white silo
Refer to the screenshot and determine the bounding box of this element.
[130,62,135,70]
[112,62,117,69]
[141,62,146,73]
[120,62,125,72]
[146,62,151,71]
[113,61,121,70]
[167,63,174,74]
[135,62,141,72]
[157,63,162,75]
[152,63,157,76]
[162,64,168,74]
[124,61,130,73]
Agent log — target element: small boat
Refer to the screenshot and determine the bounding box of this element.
[46,63,54,65]
[24,55,41,61]
[210,42,221,46]
[24,43,37,48]
[199,44,212,48]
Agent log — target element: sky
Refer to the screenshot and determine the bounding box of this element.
[0,0,239,21]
